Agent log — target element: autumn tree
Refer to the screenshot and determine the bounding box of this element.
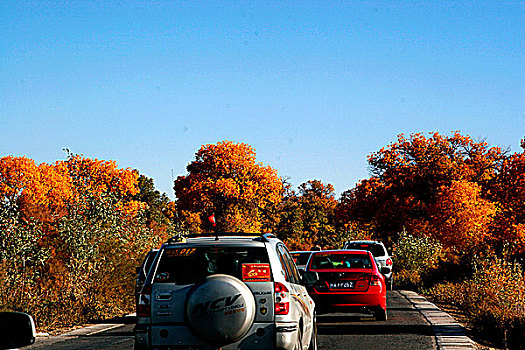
[488,138,525,257]
[425,180,496,250]
[0,154,163,329]
[174,141,283,232]
[0,156,73,220]
[276,180,338,250]
[339,132,505,247]
[133,174,173,226]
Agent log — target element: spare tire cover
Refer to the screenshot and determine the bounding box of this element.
[186,274,256,345]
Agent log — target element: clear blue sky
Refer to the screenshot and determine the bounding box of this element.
[1,1,523,199]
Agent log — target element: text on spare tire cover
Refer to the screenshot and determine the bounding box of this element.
[191,294,244,315]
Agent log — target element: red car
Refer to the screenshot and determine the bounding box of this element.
[305,249,387,320]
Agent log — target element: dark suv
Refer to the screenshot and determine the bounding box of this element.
[134,233,318,350]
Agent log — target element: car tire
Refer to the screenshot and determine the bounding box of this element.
[374,307,387,321]
[388,277,393,291]
[308,314,318,350]
[185,274,256,346]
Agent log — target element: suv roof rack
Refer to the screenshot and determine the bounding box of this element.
[253,233,277,242]
[166,232,276,244]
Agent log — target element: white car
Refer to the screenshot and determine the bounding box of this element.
[343,240,393,290]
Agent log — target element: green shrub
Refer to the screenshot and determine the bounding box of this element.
[392,229,444,289]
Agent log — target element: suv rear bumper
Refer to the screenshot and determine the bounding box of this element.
[136,322,301,350]
[143,323,275,350]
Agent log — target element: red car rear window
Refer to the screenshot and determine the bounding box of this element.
[310,253,372,270]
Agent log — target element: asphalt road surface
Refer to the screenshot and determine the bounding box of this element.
[317,290,435,349]
[27,290,438,350]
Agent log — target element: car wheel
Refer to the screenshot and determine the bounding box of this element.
[185,274,256,346]
[374,307,387,321]
[388,277,393,291]
[308,314,318,350]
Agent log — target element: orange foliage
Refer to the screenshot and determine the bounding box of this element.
[0,155,141,220]
[0,157,73,220]
[65,155,139,200]
[179,210,203,233]
[339,132,505,248]
[488,141,525,255]
[175,141,283,232]
[163,201,178,222]
[0,156,39,204]
[426,180,496,249]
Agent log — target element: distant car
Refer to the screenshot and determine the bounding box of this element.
[343,240,393,290]
[291,251,314,270]
[305,249,388,320]
[135,249,159,305]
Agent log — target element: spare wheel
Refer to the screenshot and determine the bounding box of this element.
[185,274,256,345]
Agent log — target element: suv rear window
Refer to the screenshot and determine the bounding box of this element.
[154,246,270,284]
[345,243,386,257]
[310,253,372,269]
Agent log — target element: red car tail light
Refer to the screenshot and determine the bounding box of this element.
[386,258,393,266]
[274,282,290,315]
[370,275,381,286]
[137,284,152,317]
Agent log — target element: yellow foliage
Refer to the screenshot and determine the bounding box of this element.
[428,180,496,249]
[175,141,283,232]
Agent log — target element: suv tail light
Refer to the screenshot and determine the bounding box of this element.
[386,258,393,266]
[370,275,381,286]
[274,282,290,315]
[137,284,152,317]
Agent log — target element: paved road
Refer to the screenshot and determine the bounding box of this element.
[27,321,135,350]
[27,290,472,350]
[317,290,435,350]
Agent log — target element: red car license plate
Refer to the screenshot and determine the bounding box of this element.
[329,281,355,289]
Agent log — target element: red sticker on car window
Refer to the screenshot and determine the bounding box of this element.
[242,263,271,282]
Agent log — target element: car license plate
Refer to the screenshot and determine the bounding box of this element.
[329,281,355,289]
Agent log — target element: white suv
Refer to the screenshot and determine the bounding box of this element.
[343,240,393,290]
[134,233,318,350]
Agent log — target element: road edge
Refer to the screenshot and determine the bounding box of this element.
[397,290,477,350]
[29,314,136,349]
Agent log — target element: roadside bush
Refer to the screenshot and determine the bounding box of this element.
[0,203,49,313]
[429,257,525,349]
[0,193,166,331]
[392,229,444,289]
